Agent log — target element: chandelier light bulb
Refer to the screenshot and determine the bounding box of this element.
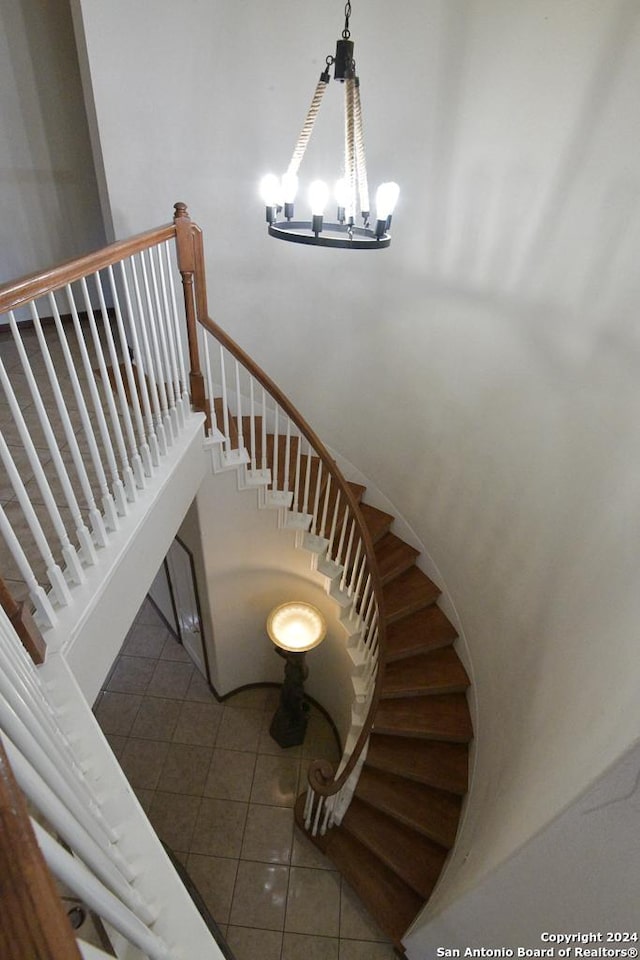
[375,182,400,221]
[309,180,329,216]
[260,174,281,207]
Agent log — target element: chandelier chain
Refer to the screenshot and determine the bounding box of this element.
[342,1,352,39]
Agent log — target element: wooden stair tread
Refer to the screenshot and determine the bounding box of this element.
[386,605,458,661]
[374,533,420,584]
[381,647,470,697]
[374,693,472,743]
[384,566,440,622]
[357,502,394,544]
[295,797,422,946]
[366,734,468,794]
[355,767,462,849]
[341,797,448,900]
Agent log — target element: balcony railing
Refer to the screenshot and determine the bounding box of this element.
[0,202,389,955]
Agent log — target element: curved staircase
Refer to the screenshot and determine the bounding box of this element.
[222,410,473,949]
[293,493,473,949]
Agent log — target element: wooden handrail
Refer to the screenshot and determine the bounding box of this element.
[186,218,387,799]
[0,223,177,315]
[0,577,46,665]
[0,738,83,960]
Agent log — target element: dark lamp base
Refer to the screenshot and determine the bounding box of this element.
[269,648,311,748]
[269,701,310,748]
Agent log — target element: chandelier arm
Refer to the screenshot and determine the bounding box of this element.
[287,74,330,178]
[344,78,357,219]
[353,79,370,218]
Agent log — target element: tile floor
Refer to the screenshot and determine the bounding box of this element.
[94,597,397,960]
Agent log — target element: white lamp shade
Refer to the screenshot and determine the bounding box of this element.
[267,602,327,653]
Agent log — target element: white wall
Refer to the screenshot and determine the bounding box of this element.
[71,0,640,940]
[148,563,179,635]
[406,738,640,953]
[182,463,356,745]
[0,0,104,307]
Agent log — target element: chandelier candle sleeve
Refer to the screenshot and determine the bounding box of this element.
[259,1,398,249]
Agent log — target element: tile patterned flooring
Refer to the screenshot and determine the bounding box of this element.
[94,598,397,960]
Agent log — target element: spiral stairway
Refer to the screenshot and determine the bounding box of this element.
[221,406,473,951]
[294,491,472,950]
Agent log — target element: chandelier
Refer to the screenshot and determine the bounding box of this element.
[260,1,399,250]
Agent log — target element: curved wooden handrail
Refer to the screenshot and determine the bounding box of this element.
[0,223,177,315]
[195,306,388,798]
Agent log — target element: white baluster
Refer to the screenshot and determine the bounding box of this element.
[347,540,363,597]
[311,461,323,535]
[283,417,292,494]
[201,329,216,435]
[234,359,244,452]
[117,259,161,466]
[302,443,313,516]
[33,822,173,960]
[0,433,71,607]
[261,388,268,473]
[128,255,167,455]
[0,693,117,845]
[320,796,334,836]
[219,345,231,453]
[327,490,342,560]
[292,429,302,511]
[46,293,115,541]
[0,352,84,587]
[320,475,332,540]
[0,645,84,778]
[93,270,145,490]
[139,250,173,443]
[79,277,134,507]
[148,246,178,435]
[340,520,356,592]
[303,787,315,829]
[334,502,350,568]
[249,377,257,471]
[107,264,152,479]
[0,503,56,627]
[311,794,324,837]
[25,304,98,566]
[272,405,280,491]
[2,734,140,895]
[156,244,184,426]
[65,284,126,521]
[163,240,189,406]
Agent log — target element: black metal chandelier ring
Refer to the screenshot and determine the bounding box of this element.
[267,221,391,249]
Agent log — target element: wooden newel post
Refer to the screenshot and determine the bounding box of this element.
[0,739,83,959]
[173,202,210,431]
[0,577,46,665]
